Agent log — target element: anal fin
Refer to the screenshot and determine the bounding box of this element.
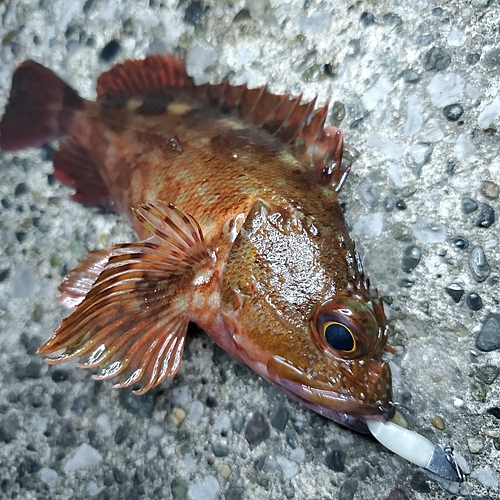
[39,202,213,395]
[54,139,113,211]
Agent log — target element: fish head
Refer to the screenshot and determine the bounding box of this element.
[220,198,393,432]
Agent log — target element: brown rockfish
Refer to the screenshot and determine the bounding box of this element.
[0,55,393,432]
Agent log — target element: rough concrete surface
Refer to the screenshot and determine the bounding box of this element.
[0,0,499,499]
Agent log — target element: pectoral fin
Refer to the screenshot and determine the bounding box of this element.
[39,202,212,394]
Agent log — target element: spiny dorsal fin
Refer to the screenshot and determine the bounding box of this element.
[38,202,212,395]
[96,54,194,100]
[96,54,348,189]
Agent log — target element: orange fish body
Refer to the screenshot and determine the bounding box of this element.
[0,55,392,432]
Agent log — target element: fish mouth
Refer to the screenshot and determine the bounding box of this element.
[268,355,394,433]
[274,376,394,433]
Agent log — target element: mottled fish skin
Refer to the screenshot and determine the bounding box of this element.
[0,55,393,431]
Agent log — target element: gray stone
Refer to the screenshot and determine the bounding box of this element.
[245,412,270,447]
[468,246,491,282]
[475,203,495,228]
[338,478,358,500]
[476,314,500,351]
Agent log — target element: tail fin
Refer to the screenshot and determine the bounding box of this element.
[0,61,84,151]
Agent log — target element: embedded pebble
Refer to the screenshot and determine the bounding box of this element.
[476,314,500,352]
[478,97,500,129]
[95,413,111,436]
[188,401,204,424]
[231,415,245,434]
[86,482,101,497]
[352,213,383,237]
[384,198,395,212]
[466,83,481,100]
[481,181,499,199]
[358,183,380,207]
[470,466,499,489]
[211,443,229,457]
[387,163,403,187]
[372,101,392,128]
[99,40,121,62]
[276,455,298,479]
[172,385,190,406]
[404,94,423,136]
[338,478,358,500]
[466,292,483,311]
[445,283,464,303]
[217,464,231,478]
[298,11,331,35]
[39,467,58,488]
[467,437,483,454]
[15,360,42,380]
[475,365,499,385]
[461,197,478,214]
[454,134,476,160]
[401,245,422,272]
[366,132,404,158]
[188,475,219,500]
[114,425,129,445]
[63,443,103,473]
[184,1,206,26]
[183,454,198,473]
[147,425,163,440]
[451,236,469,249]
[413,219,446,244]
[360,11,375,26]
[468,246,491,282]
[423,46,451,71]
[401,69,420,84]
[426,73,464,107]
[408,143,432,170]
[171,477,188,500]
[170,407,186,426]
[385,489,409,500]
[245,412,270,446]
[119,388,156,418]
[214,412,231,431]
[431,416,445,430]
[290,447,305,463]
[362,78,392,111]
[442,103,463,121]
[420,118,444,142]
[447,29,466,47]
[271,407,289,431]
[325,449,345,472]
[476,203,495,228]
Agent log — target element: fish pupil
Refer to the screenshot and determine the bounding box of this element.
[324,322,354,351]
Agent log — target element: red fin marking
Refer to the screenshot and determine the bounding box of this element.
[54,139,113,211]
[96,54,193,100]
[0,61,83,151]
[58,249,113,309]
[38,202,212,394]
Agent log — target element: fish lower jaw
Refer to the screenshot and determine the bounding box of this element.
[272,376,392,433]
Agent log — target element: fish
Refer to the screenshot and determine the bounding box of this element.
[0,54,393,433]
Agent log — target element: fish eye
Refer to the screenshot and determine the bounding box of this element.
[323,321,356,352]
